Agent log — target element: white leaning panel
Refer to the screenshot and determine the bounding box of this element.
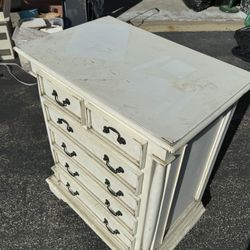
[0,0,11,21]
[0,20,14,60]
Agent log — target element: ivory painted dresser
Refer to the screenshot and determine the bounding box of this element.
[15,16,250,250]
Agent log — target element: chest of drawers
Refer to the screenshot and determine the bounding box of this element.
[14,16,250,250]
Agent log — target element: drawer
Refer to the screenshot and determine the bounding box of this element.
[50,127,141,216]
[54,151,138,235]
[86,104,147,167]
[52,166,135,249]
[44,102,143,195]
[38,72,84,122]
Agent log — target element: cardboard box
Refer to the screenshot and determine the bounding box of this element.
[49,5,63,17]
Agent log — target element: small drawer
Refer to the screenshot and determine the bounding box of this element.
[86,104,147,168]
[45,102,144,195]
[53,165,135,249]
[50,128,141,216]
[38,71,84,122]
[54,151,138,235]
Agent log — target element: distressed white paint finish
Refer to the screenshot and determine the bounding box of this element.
[44,101,143,195]
[40,74,83,120]
[14,17,250,250]
[54,153,138,235]
[51,127,141,214]
[55,149,139,220]
[142,159,168,250]
[47,175,132,250]
[194,106,236,201]
[87,103,147,165]
[54,166,135,246]
[52,166,135,248]
[16,16,250,147]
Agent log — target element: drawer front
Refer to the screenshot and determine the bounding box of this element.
[54,150,138,234]
[86,104,147,167]
[44,102,143,195]
[53,166,135,249]
[38,73,83,121]
[50,128,141,216]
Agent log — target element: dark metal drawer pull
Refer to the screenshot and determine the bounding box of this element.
[52,90,70,107]
[61,143,77,157]
[104,179,124,197]
[57,118,73,133]
[103,218,120,235]
[105,199,122,216]
[64,163,79,177]
[66,182,79,196]
[102,126,126,145]
[103,154,124,174]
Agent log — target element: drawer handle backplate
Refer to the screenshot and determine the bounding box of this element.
[52,90,70,107]
[61,143,77,157]
[103,154,124,174]
[57,118,73,133]
[103,218,120,235]
[105,199,122,216]
[103,126,126,145]
[64,163,79,177]
[104,179,124,197]
[66,182,79,196]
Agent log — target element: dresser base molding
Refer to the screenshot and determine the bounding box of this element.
[159,202,205,250]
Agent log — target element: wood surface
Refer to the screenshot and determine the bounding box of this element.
[16,16,250,149]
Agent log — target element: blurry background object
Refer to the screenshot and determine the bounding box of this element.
[220,0,239,13]
[62,0,104,28]
[0,19,15,60]
[21,0,61,13]
[18,8,38,19]
[0,0,11,20]
[182,0,214,11]
[0,0,14,60]
[240,0,250,13]
[232,26,250,62]
[62,0,88,28]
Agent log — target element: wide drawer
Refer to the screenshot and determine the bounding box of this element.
[50,127,141,216]
[86,103,147,168]
[52,166,135,249]
[54,149,138,235]
[44,102,143,195]
[38,72,84,122]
